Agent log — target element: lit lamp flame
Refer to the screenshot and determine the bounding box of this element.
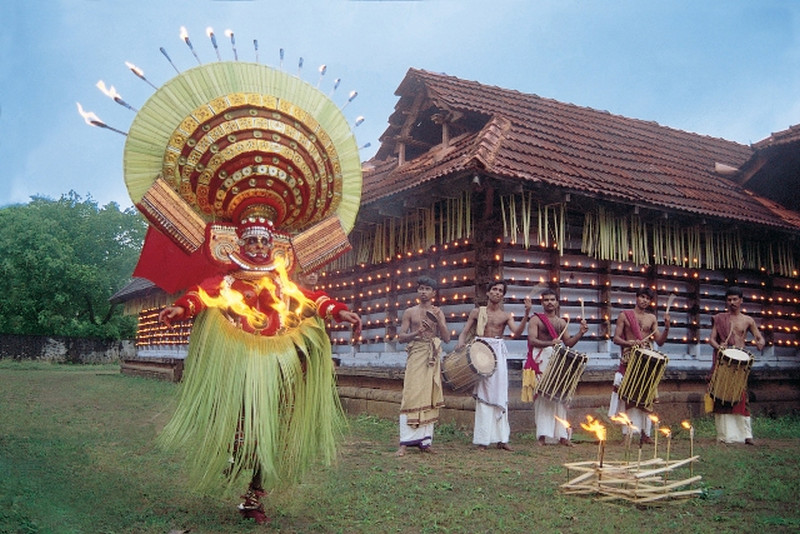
[354,116,365,127]
[76,102,127,136]
[95,80,137,111]
[180,26,202,65]
[206,27,221,61]
[223,29,238,61]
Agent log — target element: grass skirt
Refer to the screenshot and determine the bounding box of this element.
[158,308,343,493]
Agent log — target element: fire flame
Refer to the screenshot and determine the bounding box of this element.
[76,102,103,126]
[96,80,121,100]
[180,26,189,41]
[206,26,214,37]
[196,257,313,332]
[554,415,571,430]
[580,415,606,441]
[681,420,692,430]
[610,412,640,433]
[648,413,660,425]
[659,427,671,438]
[124,61,143,76]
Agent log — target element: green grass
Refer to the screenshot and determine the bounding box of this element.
[1,360,799,533]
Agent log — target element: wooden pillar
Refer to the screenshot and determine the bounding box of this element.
[472,181,503,305]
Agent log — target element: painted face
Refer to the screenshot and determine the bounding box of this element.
[242,235,273,264]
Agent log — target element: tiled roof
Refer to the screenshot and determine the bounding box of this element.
[109,277,158,304]
[364,68,800,232]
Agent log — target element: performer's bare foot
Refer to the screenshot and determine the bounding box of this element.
[537,436,546,446]
[559,438,574,447]
[497,442,513,451]
[476,445,488,451]
[421,446,437,454]
[640,434,654,445]
[395,445,407,457]
[745,438,755,446]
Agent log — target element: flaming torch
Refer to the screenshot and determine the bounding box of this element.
[580,415,606,467]
[611,412,637,461]
[342,90,358,110]
[224,29,238,61]
[317,64,327,88]
[660,426,672,463]
[329,77,341,96]
[554,415,572,442]
[206,27,221,61]
[124,62,158,90]
[682,420,694,475]
[180,26,202,65]
[76,103,128,136]
[648,413,660,459]
[95,81,137,112]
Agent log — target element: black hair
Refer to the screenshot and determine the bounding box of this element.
[725,286,743,298]
[635,287,654,299]
[417,276,437,289]
[488,280,508,295]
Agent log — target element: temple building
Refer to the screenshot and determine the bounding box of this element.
[117,68,800,419]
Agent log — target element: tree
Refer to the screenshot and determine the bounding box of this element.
[0,192,147,339]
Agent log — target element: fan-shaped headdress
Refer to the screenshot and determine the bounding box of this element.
[124,61,362,291]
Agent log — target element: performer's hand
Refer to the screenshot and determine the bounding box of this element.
[339,310,362,334]
[579,319,589,334]
[663,312,671,326]
[158,306,184,328]
[523,295,532,314]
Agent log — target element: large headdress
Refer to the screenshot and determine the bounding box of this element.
[121,58,363,291]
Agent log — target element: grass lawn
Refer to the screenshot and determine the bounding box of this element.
[1,360,799,533]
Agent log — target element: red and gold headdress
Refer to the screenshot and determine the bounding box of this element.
[121,59,362,291]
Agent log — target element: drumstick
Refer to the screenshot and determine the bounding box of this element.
[557,317,570,341]
[665,293,676,315]
[579,298,585,319]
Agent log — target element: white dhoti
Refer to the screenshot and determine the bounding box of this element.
[609,371,653,437]
[533,345,570,442]
[399,414,434,448]
[472,337,510,446]
[715,414,752,443]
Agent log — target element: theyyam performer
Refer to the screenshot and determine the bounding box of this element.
[111,47,364,524]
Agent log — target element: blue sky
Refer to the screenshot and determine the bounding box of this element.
[1,0,798,209]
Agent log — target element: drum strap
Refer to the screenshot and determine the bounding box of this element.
[476,306,488,337]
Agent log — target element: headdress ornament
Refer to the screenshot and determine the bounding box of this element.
[111,40,363,290]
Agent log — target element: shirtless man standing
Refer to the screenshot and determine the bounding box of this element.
[528,288,588,446]
[456,281,531,451]
[396,276,450,456]
[709,286,765,445]
[609,287,670,444]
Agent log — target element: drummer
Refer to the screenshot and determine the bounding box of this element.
[528,288,589,446]
[609,287,670,444]
[456,280,531,451]
[395,276,450,457]
[708,286,765,445]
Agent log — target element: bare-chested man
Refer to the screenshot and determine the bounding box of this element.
[709,286,765,445]
[456,280,531,451]
[528,288,588,446]
[609,287,670,444]
[396,276,450,456]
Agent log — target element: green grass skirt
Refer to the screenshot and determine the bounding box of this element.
[158,308,344,493]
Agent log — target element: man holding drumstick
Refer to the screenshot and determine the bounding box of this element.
[456,280,531,451]
[609,287,670,445]
[395,276,450,457]
[528,287,589,446]
[708,286,765,445]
